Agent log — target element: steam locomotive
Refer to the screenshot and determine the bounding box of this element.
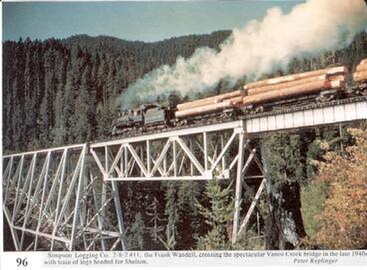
[111,104,176,135]
[111,61,367,136]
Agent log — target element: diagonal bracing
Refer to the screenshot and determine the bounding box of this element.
[2,144,127,251]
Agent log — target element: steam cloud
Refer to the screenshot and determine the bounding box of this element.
[118,0,367,109]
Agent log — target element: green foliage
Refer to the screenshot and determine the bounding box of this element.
[158,223,177,251]
[197,227,228,250]
[146,197,164,244]
[196,180,234,250]
[161,180,201,250]
[263,133,307,184]
[300,181,327,237]
[162,181,179,237]
[305,139,325,180]
[127,212,145,250]
[72,66,97,142]
[233,228,265,250]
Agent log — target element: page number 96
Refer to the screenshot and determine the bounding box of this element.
[16,258,28,267]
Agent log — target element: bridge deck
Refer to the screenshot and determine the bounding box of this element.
[245,97,367,134]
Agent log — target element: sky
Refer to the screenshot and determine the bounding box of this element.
[3,0,303,42]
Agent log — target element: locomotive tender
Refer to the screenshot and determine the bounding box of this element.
[112,60,367,136]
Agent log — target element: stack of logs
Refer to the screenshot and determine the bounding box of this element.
[175,90,245,118]
[175,65,348,118]
[353,58,367,82]
[242,65,347,106]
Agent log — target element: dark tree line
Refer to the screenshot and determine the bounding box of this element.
[3,31,231,152]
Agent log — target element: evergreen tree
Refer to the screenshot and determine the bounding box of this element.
[162,181,179,250]
[176,180,201,249]
[95,53,115,138]
[264,133,307,185]
[10,40,26,151]
[127,212,145,250]
[196,180,234,250]
[61,66,77,143]
[23,41,38,148]
[146,197,164,244]
[72,65,97,142]
[52,86,67,146]
[158,223,176,250]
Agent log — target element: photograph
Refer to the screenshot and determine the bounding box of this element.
[1,0,367,268]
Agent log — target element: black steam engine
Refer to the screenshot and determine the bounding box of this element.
[111,104,175,136]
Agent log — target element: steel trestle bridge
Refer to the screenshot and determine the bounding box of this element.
[2,97,367,251]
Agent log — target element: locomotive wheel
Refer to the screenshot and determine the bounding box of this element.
[249,106,263,115]
[177,120,187,127]
[221,111,233,119]
[316,94,334,103]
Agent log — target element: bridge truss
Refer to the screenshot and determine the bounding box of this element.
[2,97,367,251]
[2,145,126,251]
[90,120,267,244]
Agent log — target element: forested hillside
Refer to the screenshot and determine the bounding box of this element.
[2,31,231,152]
[3,31,367,251]
[3,31,367,152]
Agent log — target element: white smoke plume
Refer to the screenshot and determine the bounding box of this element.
[118,0,367,109]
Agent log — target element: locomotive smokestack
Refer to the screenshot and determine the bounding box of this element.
[118,0,367,109]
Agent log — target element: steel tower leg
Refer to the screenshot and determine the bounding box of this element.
[232,131,245,244]
[111,181,128,250]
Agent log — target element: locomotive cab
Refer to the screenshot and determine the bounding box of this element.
[111,107,144,135]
